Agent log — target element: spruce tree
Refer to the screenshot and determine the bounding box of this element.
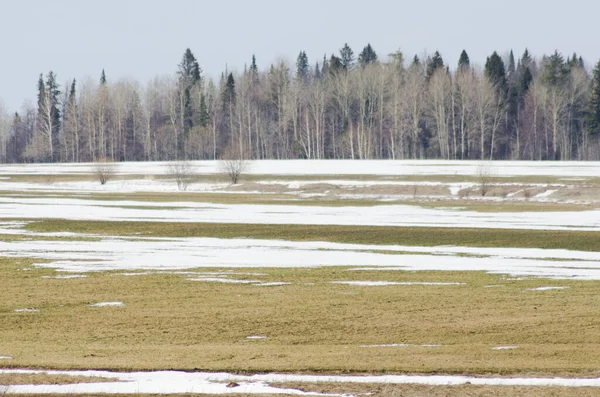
[46,71,61,161]
[484,51,508,96]
[340,43,355,70]
[329,55,343,75]
[587,60,600,135]
[250,54,258,74]
[542,51,569,87]
[177,48,202,157]
[458,50,470,70]
[358,44,377,67]
[100,69,107,85]
[296,50,309,80]
[426,51,444,80]
[321,54,329,76]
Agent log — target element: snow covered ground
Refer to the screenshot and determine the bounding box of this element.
[1,222,599,279]
[1,369,599,394]
[0,196,599,230]
[1,159,600,177]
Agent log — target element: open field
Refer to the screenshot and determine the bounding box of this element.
[1,160,600,395]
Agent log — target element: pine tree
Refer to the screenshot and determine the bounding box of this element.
[358,43,377,67]
[296,50,309,80]
[587,60,600,135]
[340,43,355,70]
[314,61,321,80]
[100,69,107,85]
[412,55,420,66]
[458,50,470,70]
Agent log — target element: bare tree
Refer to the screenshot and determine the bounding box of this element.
[167,160,196,191]
[476,162,495,196]
[92,158,117,185]
[220,146,250,184]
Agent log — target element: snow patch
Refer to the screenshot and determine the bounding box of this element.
[526,286,569,291]
[2,368,600,392]
[492,346,519,350]
[332,281,465,287]
[13,308,39,313]
[89,302,124,307]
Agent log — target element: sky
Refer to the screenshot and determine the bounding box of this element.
[1,0,598,112]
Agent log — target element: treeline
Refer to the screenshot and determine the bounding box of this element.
[2,44,600,163]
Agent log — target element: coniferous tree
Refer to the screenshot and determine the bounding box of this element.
[587,60,600,136]
[340,43,355,70]
[426,51,444,80]
[358,43,377,67]
[458,50,470,70]
[485,51,508,96]
[100,69,107,85]
[296,50,309,80]
[542,51,569,87]
[46,71,61,161]
[177,48,202,157]
[329,55,343,75]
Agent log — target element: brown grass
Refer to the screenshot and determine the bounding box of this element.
[273,382,600,397]
[0,373,118,385]
[24,219,600,252]
[1,257,599,376]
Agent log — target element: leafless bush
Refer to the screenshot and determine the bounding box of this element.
[167,160,196,191]
[476,162,495,197]
[220,146,251,185]
[411,184,418,198]
[93,158,117,185]
[458,189,469,199]
[523,189,532,201]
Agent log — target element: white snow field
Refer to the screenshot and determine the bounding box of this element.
[0,196,600,231]
[1,221,600,279]
[1,159,600,177]
[1,369,599,394]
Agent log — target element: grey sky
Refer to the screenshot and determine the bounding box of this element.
[1,0,598,112]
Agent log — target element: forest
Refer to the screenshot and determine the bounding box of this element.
[2,44,600,163]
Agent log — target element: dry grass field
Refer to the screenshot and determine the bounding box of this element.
[1,162,600,395]
[1,256,599,376]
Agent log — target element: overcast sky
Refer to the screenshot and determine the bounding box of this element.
[1,0,598,112]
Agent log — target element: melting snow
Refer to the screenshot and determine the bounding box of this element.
[526,286,569,291]
[492,346,519,350]
[1,369,600,393]
[89,302,124,307]
[13,308,39,313]
[331,281,465,286]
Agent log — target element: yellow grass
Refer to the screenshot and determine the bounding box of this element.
[1,258,599,376]
[0,373,117,385]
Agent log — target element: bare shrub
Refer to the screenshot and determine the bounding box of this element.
[411,184,418,198]
[523,189,532,201]
[220,146,251,185]
[167,160,196,191]
[476,162,495,197]
[458,189,469,199]
[93,158,117,185]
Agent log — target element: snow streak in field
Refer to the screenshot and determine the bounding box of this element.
[0,196,599,231]
[1,369,599,394]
